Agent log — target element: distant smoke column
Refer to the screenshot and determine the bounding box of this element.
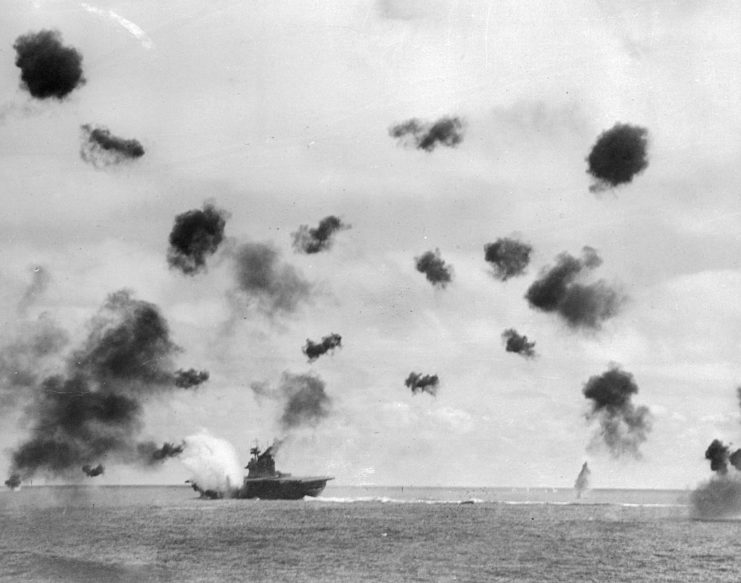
[179,432,242,494]
[292,216,350,254]
[415,249,453,288]
[586,123,649,192]
[484,238,533,281]
[167,203,229,275]
[13,30,85,99]
[574,462,590,498]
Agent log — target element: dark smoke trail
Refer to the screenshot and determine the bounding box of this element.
[484,238,533,281]
[5,290,201,486]
[173,368,209,389]
[389,116,465,151]
[80,125,145,168]
[82,464,104,477]
[574,461,590,499]
[405,372,439,397]
[586,123,649,192]
[525,247,624,330]
[582,365,652,458]
[167,203,229,276]
[501,329,536,359]
[250,372,332,431]
[233,242,312,316]
[292,216,350,254]
[415,249,453,289]
[13,30,85,99]
[302,333,342,363]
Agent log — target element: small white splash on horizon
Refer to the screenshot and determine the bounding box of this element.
[81,2,154,50]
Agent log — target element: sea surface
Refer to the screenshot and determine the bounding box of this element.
[1,485,739,582]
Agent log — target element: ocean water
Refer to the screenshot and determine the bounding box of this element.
[1,485,739,582]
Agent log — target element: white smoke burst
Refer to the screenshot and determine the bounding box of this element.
[180,431,242,494]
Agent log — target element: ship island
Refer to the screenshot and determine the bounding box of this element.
[187,442,333,500]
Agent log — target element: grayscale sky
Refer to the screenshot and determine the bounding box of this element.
[1,0,741,489]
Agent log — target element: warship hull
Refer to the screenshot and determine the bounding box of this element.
[238,477,332,500]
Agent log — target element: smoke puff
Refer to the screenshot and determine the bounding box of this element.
[80,125,145,168]
[233,242,312,316]
[501,329,536,359]
[484,238,532,281]
[168,203,229,276]
[586,123,649,192]
[250,372,332,431]
[6,290,200,484]
[389,116,464,151]
[292,216,350,254]
[405,372,439,397]
[583,365,652,458]
[525,247,624,330]
[13,30,85,99]
[415,249,453,289]
[174,369,210,389]
[82,464,104,477]
[180,432,242,494]
[706,439,731,475]
[303,333,342,363]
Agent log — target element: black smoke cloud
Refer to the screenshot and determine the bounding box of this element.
[415,249,453,289]
[703,439,741,476]
[292,216,350,254]
[586,123,649,192]
[484,238,532,281]
[582,365,652,458]
[525,247,624,330]
[167,203,229,276]
[405,372,439,397]
[389,116,464,151]
[233,242,312,316]
[303,333,342,363]
[82,464,104,477]
[501,329,536,359]
[80,125,145,168]
[14,30,85,99]
[173,369,210,389]
[250,372,332,431]
[5,290,202,486]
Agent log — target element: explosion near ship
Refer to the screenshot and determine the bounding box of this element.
[187,440,333,500]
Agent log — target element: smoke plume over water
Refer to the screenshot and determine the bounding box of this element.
[4,290,206,486]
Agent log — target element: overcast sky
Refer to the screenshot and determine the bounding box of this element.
[1,0,741,489]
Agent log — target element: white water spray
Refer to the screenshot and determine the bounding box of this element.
[180,431,242,494]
